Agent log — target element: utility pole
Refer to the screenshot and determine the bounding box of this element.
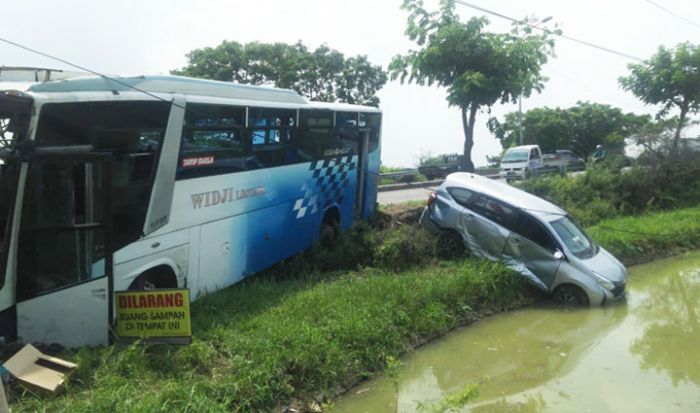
[518,94,523,145]
[518,16,552,147]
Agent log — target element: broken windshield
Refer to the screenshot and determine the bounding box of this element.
[0,92,32,151]
[0,162,19,288]
[0,93,31,288]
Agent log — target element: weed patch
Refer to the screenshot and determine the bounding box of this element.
[6,259,531,412]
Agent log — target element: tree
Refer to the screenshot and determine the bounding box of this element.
[488,102,649,159]
[389,0,556,171]
[172,41,387,106]
[488,106,571,152]
[619,42,700,152]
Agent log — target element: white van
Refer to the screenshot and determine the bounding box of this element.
[499,145,544,180]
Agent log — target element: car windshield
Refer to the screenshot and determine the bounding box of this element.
[550,216,595,258]
[502,148,529,163]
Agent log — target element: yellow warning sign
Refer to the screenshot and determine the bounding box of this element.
[115,289,191,343]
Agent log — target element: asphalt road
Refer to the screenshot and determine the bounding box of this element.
[377,185,436,205]
[377,171,586,205]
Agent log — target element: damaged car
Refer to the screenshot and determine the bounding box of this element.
[419,173,627,306]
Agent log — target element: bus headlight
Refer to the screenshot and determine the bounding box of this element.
[592,271,614,291]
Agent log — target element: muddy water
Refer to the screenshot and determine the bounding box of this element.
[333,251,700,413]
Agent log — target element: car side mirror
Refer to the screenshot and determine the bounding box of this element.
[553,250,564,260]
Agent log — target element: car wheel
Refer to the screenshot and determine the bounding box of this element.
[553,284,590,307]
[436,230,466,259]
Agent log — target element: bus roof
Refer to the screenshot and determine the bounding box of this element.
[28,75,310,104]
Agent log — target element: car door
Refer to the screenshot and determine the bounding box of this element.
[450,190,511,259]
[15,154,113,347]
[504,211,561,288]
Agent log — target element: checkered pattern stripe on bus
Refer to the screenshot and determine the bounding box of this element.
[292,155,357,219]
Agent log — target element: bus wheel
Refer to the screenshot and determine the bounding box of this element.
[128,266,177,291]
[320,222,337,248]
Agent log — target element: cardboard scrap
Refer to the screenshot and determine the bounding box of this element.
[2,344,76,393]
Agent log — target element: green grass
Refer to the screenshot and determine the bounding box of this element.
[7,259,531,413]
[587,205,700,265]
[8,204,700,412]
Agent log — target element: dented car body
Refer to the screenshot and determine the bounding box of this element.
[420,173,627,306]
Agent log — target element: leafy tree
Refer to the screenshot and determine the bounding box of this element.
[172,41,387,106]
[488,102,649,159]
[389,0,556,171]
[619,42,700,151]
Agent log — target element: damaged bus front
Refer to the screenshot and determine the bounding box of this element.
[0,90,125,347]
[0,90,34,341]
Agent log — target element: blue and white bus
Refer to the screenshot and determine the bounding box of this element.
[0,75,381,347]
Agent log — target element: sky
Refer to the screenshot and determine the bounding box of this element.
[2,0,699,167]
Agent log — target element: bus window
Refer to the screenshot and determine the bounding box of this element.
[335,112,360,155]
[35,102,92,146]
[296,110,352,159]
[16,161,107,300]
[36,101,170,250]
[177,104,246,179]
[248,107,296,168]
[365,113,381,153]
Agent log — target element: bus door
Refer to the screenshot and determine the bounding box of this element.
[355,128,370,215]
[15,153,113,347]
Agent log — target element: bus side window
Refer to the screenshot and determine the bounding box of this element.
[248,108,296,168]
[177,104,246,179]
[365,113,381,153]
[296,109,353,159]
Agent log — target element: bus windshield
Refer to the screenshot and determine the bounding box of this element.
[0,94,31,288]
[0,163,19,288]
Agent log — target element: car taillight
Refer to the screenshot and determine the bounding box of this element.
[427,191,438,206]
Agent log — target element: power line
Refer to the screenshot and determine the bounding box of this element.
[453,0,646,62]
[546,66,639,109]
[644,0,700,30]
[0,36,182,108]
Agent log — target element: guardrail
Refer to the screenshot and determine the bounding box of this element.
[379,169,419,182]
[378,171,502,192]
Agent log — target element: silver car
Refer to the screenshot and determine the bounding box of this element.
[419,173,627,306]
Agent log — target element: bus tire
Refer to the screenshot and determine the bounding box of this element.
[320,209,340,248]
[128,265,178,291]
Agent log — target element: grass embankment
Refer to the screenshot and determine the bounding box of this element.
[7,227,532,412]
[8,204,700,412]
[589,206,700,266]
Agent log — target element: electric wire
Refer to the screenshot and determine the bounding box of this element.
[0,36,186,110]
[453,0,646,62]
[546,66,640,110]
[644,0,700,30]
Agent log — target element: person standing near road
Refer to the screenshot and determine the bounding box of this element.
[592,144,606,164]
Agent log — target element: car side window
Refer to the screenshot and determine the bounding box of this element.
[530,149,540,160]
[448,187,475,207]
[468,194,517,229]
[514,212,558,252]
